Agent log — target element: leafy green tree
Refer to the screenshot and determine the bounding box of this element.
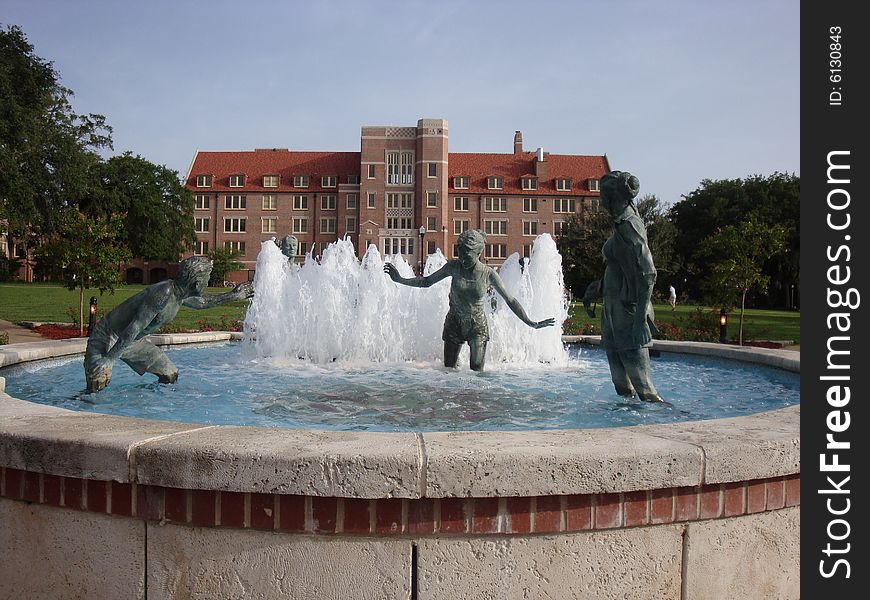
[635,194,678,289]
[207,247,244,286]
[556,206,611,297]
[670,173,799,308]
[698,217,787,344]
[34,210,131,335]
[0,25,112,246]
[83,152,196,260]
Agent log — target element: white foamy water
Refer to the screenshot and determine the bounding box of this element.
[243,235,569,368]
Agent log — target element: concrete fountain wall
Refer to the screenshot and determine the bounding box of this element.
[0,333,799,600]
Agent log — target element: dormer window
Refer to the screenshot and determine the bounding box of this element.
[322,175,337,188]
[293,175,309,188]
[522,177,538,191]
[195,174,212,188]
[229,174,245,188]
[487,176,503,190]
[556,178,572,192]
[588,178,600,192]
[263,175,279,188]
[454,176,469,189]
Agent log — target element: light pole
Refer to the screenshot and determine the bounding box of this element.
[418,226,426,275]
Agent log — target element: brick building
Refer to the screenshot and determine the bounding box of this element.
[184,118,608,281]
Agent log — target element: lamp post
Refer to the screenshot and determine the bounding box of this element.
[719,308,728,343]
[418,226,426,275]
[87,297,98,337]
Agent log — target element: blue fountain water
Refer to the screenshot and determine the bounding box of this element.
[2,342,798,432]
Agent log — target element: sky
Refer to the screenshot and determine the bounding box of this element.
[2,0,799,204]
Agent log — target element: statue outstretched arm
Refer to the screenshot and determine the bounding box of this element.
[489,271,555,329]
[182,282,254,309]
[383,262,451,288]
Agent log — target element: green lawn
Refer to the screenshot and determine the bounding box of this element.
[564,302,800,344]
[0,283,249,331]
[1,283,799,343]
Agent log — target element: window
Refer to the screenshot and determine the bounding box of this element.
[523,220,538,236]
[346,216,357,233]
[346,193,358,210]
[297,242,308,256]
[485,244,507,259]
[454,176,469,189]
[196,174,212,188]
[320,217,336,234]
[523,244,532,258]
[367,192,376,208]
[13,243,25,258]
[523,197,538,213]
[588,178,600,192]
[428,163,437,177]
[487,176,503,190]
[383,238,415,256]
[194,194,210,209]
[426,191,437,208]
[263,175,279,188]
[426,217,437,231]
[386,152,399,184]
[224,217,246,233]
[484,197,507,212]
[555,178,572,192]
[401,152,413,184]
[386,193,413,209]
[292,217,308,233]
[194,240,209,255]
[553,221,566,237]
[427,240,436,254]
[347,175,360,185]
[321,194,336,210]
[387,152,414,184]
[293,175,309,188]
[229,174,245,188]
[194,217,209,233]
[262,195,277,210]
[522,177,538,191]
[322,175,337,188]
[225,195,246,210]
[484,220,508,236]
[386,217,413,229]
[553,198,576,213]
[454,196,469,211]
[293,195,308,210]
[262,217,277,233]
[454,220,469,235]
[224,241,245,254]
[367,164,376,179]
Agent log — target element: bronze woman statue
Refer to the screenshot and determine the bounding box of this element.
[584,171,663,402]
[384,229,554,371]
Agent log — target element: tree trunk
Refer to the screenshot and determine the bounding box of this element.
[79,286,84,337]
[739,290,746,346]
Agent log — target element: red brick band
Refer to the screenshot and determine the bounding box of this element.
[0,467,799,536]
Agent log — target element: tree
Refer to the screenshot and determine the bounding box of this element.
[635,194,678,288]
[83,153,196,260]
[34,211,131,335]
[207,247,244,286]
[556,206,611,297]
[0,25,112,247]
[698,217,787,344]
[669,173,799,308]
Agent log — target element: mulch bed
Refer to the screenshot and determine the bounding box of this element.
[32,324,86,340]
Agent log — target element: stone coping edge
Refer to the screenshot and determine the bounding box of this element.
[0,467,799,536]
[0,335,799,499]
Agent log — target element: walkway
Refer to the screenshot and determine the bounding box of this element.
[0,319,44,344]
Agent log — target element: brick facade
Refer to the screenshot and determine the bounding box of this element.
[184,118,609,280]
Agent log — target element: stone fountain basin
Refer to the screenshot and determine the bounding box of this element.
[0,333,800,599]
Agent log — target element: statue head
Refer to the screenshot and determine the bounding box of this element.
[600,170,640,216]
[177,256,213,295]
[456,229,486,268]
[280,234,298,259]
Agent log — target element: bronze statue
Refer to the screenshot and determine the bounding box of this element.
[384,229,554,371]
[583,171,663,402]
[280,234,298,261]
[84,256,253,392]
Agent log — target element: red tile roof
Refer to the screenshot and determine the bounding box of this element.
[448,152,609,195]
[187,150,361,192]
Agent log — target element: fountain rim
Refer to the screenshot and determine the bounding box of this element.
[0,332,799,499]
